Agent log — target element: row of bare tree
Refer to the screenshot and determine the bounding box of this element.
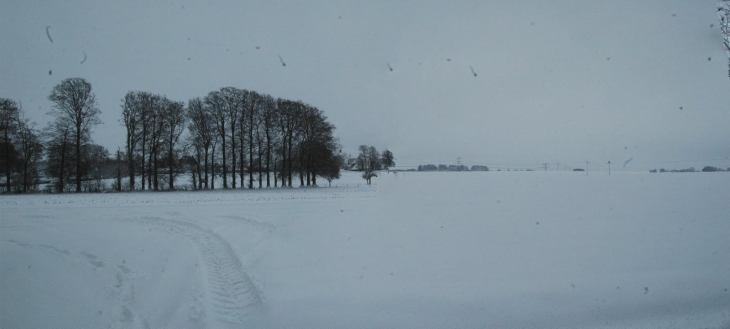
[1,78,343,193]
[121,92,186,191]
[122,87,343,191]
[2,78,108,193]
[1,98,44,192]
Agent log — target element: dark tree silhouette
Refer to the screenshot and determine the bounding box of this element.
[187,97,215,189]
[381,149,395,170]
[161,99,186,190]
[47,78,101,192]
[43,118,74,192]
[0,98,20,192]
[16,117,44,192]
[121,91,155,190]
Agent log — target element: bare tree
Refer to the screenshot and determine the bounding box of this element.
[368,146,381,171]
[246,91,262,188]
[320,149,344,187]
[356,145,369,171]
[311,138,341,187]
[276,99,303,187]
[206,90,229,188]
[47,78,102,192]
[0,98,20,192]
[356,144,381,185]
[161,99,186,190]
[120,91,154,190]
[43,118,74,193]
[381,149,395,170]
[146,96,167,191]
[187,97,214,189]
[15,117,44,193]
[138,93,158,191]
[115,148,123,191]
[362,170,377,185]
[219,87,243,188]
[86,144,109,192]
[298,105,335,186]
[260,94,278,188]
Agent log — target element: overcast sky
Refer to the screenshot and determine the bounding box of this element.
[2,0,729,171]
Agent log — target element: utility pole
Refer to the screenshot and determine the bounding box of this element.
[585,161,589,175]
[543,163,548,171]
[607,161,611,175]
[457,157,462,171]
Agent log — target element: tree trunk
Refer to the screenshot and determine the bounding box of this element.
[210,142,216,189]
[280,133,287,187]
[116,150,122,192]
[204,147,209,189]
[59,142,66,193]
[153,150,158,191]
[231,121,236,189]
[22,161,28,193]
[3,131,10,193]
[195,146,202,190]
[287,132,293,187]
[75,125,81,192]
[306,153,311,186]
[258,151,263,189]
[168,137,174,191]
[299,147,305,187]
[141,127,146,191]
[221,123,227,189]
[147,145,153,190]
[274,161,278,188]
[127,132,135,191]
[239,120,245,189]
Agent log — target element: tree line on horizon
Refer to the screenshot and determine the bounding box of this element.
[1,77,347,193]
[417,164,489,172]
[649,166,730,173]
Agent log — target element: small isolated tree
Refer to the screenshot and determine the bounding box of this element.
[702,166,719,172]
[362,169,377,185]
[381,149,395,171]
[48,78,102,192]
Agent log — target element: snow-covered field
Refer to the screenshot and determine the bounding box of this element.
[1,171,729,329]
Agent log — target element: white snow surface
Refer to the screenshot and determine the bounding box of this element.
[2,171,729,329]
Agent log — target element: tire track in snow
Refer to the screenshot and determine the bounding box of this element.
[121,216,262,326]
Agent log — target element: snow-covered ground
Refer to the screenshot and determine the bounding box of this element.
[1,171,729,329]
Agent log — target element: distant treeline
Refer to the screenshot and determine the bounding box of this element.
[649,166,729,173]
[418,164,489,172]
